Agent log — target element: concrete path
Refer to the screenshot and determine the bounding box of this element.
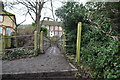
[2,45,77,75]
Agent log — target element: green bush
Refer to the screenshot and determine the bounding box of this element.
[41,26,48,36]
[56,2,120,79]
[32,23,48,36]
[81,25,120,78]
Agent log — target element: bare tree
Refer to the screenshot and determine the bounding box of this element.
[8,0,51,32]
[4,10,27,34]
[4,0,57,51]
[5,0,61,32]
[3,1,27,34]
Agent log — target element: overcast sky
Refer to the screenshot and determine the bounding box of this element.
[2,0,88,25]
[2,0,118,24]
[4,0,60,24]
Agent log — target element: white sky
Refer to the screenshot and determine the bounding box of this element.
[3,0,118,24]
[3,0,111,24]
[2,0,90,25]
[4,0,64,24]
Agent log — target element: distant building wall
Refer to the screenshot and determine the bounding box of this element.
[0,16,14,27]
[0,1,16,36]
[0,15,15,36]
[42,21,63,37]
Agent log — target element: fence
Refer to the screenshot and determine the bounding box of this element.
[56,34,75,54]
[44,36,51,51]
[0,34,34,60]
[0,31,51,60]
[56,22,82,63]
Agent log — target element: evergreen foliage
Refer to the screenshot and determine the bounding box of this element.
[56,2,120,78]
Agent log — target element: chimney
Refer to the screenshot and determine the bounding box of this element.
[0,1,4,10]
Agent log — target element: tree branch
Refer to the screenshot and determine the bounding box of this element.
[50,0,55,21]
[28,9,35,22]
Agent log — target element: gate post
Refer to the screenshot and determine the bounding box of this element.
[34,31,38,56]
[76,22,82,63]
[40,31,44,53]
[0,35,3,55]
[2,36,5,49]
[0,34,2,80]
[63,34,66,52]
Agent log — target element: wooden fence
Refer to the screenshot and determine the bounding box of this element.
[0,31,51,60]
[56,22,82,63]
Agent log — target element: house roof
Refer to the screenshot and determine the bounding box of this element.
[0,10,15,16]
[41,20,62,26]
[0,1,14,16]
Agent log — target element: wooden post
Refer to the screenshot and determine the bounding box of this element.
[34,31,38,56]
[40,31,44,53]
[0,35,3,55]
[0,35,2,76]
[2,36,5,49]
[63,34,66,51]
[76,22,82,63]
[38,32,40,52]
[63,34,66,53]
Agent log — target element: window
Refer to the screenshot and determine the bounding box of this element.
[55,32,58,36]
[50,26,53,31]
[0,27,2,34]
[55,26,58,30]
[6,28,11,36]
[59,27,62,30]
[0,16,3,22]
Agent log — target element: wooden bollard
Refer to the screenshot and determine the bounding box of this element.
[76,22,82,63]
[2,36,5,50]
[0,35,3,55]
[63,34,66,52]
[34,31,38,56]
[40,31,44,53]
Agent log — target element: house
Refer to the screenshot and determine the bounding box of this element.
[42,20,63,37]
[0,1,16,36]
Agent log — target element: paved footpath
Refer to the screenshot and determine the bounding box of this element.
[2,45,77,79]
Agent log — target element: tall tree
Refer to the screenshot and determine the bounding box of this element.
[85,2,120,39]
[6,0,51,32]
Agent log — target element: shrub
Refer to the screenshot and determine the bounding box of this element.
[56,2,120,78]
[3,49,34,60]
[81,25,120,78]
